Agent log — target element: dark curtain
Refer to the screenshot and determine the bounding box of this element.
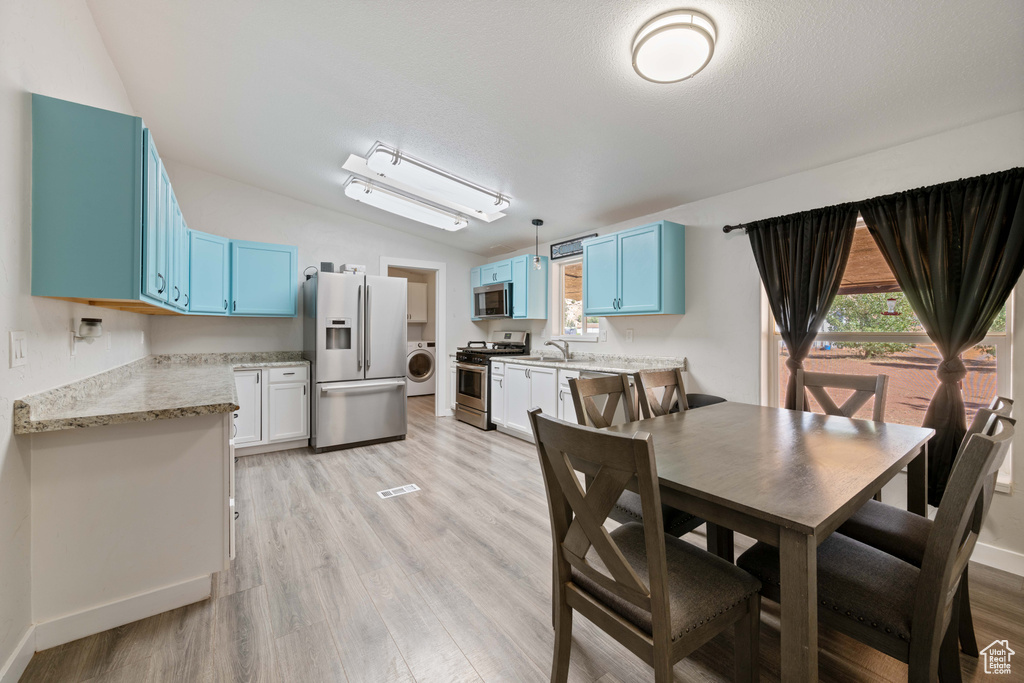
[748,205,859,409]
[859,168,1024,504]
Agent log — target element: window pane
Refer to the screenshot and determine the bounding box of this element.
[778,341,997,426]
[561,262,586,335]
[826,293,924,333]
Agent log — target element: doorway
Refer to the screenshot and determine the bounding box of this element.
[381,257,448,417]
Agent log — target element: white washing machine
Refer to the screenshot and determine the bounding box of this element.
[406,341,436,396]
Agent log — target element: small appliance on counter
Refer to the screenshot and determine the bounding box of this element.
[455,330,529,430]
[303,272,408,451]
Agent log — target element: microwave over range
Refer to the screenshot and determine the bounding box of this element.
[473,282,513,319]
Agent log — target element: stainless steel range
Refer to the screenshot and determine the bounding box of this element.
[455,330,529,430]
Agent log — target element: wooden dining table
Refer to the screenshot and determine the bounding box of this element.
[598,401,934,682]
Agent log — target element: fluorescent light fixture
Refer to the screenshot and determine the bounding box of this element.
[633,10,716,83]
[343,177,469,231]
[365,142,510,215]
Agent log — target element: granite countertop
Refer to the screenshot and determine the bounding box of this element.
[493,352,687,374]
[14,352,308,434]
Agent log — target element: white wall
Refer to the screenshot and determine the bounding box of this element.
[492,111,1024,562]
[0,0,152,673]
[151,162,482,358]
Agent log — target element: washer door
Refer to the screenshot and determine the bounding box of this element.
[407,350,435,383]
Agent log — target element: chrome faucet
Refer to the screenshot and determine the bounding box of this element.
[545,339,570,361]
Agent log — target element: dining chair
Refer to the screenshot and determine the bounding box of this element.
[794,369,889,421]
[795,369,889,501]
[736,416,1015,683]
[635,368,690,417]
[837,397,1014,657]
[568,375,705,539]
[528,408,762,683]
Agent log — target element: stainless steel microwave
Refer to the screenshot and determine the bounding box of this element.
[473,282,512,318]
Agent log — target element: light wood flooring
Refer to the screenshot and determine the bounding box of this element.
[21,396,1024,682]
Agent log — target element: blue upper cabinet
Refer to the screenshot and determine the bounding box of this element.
[231,240,298,316]
[470,266,482,321]
[32,94,296,317]
[479,259,513,284]
[510,255,548,319]
[582,221,685,317]
[189,231,230,314]
[582,234,619,315]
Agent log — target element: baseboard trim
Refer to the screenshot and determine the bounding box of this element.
[34,575,211,651]
[972,541,1024,577]
[0,626,35,683]
[236,438,309,456]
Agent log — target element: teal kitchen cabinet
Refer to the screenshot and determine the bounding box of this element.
[470,266,482,321]
[582,234,619,316]
[480,259,512,284]
[32,94,296,317]
[231,240,298,316]
[582,221,685,316]
[189,231,231,314]
[510,255,548,319]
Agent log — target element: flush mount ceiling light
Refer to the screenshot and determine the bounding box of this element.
[364,142,510,216]
[343,177,469,231]
[632,9,716,83]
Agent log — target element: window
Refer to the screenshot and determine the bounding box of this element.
[765,218,1013,490]
[553,259,599,341]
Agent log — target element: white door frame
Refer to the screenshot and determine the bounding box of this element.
[380,256,450,417]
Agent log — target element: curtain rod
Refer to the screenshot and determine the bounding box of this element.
[722,224,746,233]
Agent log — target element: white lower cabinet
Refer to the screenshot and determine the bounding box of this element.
[503,363,559,435]
[233,365,310,451]
[233,370,262,445]
[557,370,580,423]
[449,358,457,412]
[490,361,506,426]
[267,382,309,441]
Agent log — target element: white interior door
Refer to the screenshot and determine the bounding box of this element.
[233,370,262,445]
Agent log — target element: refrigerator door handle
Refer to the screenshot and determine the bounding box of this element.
[366,284,372,370]
[356,284,363,371]
[320,379,406,394]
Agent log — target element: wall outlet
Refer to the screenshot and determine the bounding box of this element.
[600,328,608,342]
[10,331,26,368]
[626,328,634,343]
[106,330,113,351]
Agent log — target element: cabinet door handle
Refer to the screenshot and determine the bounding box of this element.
[303,385,306,395]
[223,299,228,310]
[283,372,295,375]
[183,293,189,307]
[233,301,237,312]
[559,390,564,400]
[156,273,165,293]
[499,379,503,388]
[234,510,239,520]
[256,373,259,384]
[173,285,180,302]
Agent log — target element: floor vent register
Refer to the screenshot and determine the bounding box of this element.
[377,484,421,499]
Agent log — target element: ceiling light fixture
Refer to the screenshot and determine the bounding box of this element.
[365,142,510,215]
[532,219,543,271]
[343,177,469,231]
[632,9,716,83]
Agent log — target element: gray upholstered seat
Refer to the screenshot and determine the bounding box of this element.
[573,522,760,641]
[608,491,703,537]
[837,498,932,566]
[736,534,919,642]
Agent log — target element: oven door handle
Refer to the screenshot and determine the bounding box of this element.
[456,362,487,373]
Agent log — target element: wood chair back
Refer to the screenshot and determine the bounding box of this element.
[568,375,637,428]
[794,369,889,421]
[527,408,671,634]
[987,395,1013,417]
[634,368,689,418]
[910,415,1015,677]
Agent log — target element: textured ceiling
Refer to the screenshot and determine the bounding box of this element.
[87,0,1024,255]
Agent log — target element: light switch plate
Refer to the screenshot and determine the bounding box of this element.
[10,331,26,367]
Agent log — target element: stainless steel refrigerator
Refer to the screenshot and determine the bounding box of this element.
[303,272,408,451]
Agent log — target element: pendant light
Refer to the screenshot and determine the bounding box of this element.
[532,219,543,270]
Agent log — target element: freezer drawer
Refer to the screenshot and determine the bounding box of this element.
[313,378,407,451]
